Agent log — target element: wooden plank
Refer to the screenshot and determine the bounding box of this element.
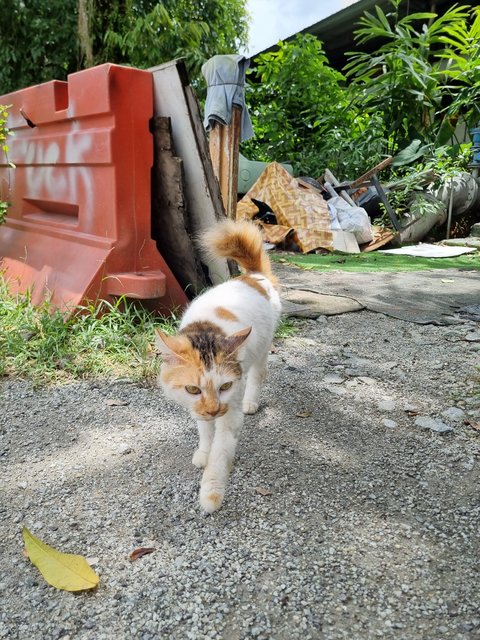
[150,117,207,296]
[360,226,397,252]
[209,106,242,220]
[150,59,231,285]
[324,168,356,206]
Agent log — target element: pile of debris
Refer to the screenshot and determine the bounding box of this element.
[236,159,396,254]
[236,158,480,255]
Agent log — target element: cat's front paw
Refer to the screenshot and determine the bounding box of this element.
[243,400,259,415]
[199,483,225,514]
[192,448,209,468]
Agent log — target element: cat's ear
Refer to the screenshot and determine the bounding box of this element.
[155,330,189,364]
[223,326,252,355]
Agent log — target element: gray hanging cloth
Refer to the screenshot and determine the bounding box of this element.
[201,54,254,142]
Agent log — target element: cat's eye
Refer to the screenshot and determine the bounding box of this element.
[185,385,201,395]
[219,382,233,392]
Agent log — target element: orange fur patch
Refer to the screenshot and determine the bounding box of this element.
[160,363,200,389]
[201,219,276,282]
[215,306,239,322]
[236,275,269,299]
[203,491,223,509]
[194,379,227,418]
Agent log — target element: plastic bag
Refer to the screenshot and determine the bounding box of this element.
[328,196,373,244]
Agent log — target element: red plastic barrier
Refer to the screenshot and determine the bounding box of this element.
[0,63,187,312]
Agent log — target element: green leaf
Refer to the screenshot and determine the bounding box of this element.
[393,140,432,166]
[22,527,99,592]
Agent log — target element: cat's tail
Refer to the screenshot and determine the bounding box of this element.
[201,219,276,284]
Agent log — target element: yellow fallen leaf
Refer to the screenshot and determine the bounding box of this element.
[22,527,99,592]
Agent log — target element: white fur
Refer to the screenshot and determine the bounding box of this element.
[180,275,281,365]
[161,273,281,513]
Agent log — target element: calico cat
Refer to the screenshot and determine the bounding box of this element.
[155,219,281,513]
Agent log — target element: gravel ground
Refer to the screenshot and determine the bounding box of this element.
[1,309,479,640]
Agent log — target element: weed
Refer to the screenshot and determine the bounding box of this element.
[0,281,177,386]
[275,317,298,339]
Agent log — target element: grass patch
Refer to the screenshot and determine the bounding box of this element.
[0,279,296,386]
[275,317,298,339]
[272,250,480,273]
[0,282,178,386]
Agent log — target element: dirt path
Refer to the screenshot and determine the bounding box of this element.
[1,303,479,639]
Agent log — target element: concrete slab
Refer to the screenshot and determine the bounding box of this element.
[281,287,364,318]
[443,237,480,250]
[275,262,480,325]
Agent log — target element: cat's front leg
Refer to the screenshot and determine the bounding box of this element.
[199,410,243,513]
[192,419,214,469]
[243,353,268,414]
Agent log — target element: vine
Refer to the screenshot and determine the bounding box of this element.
[0,104,13,225]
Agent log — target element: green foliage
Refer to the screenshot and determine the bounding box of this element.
[242,34,387,180]
[380,144,472,224]
[437,6,480,129]
[0,281,177,385]
[102,0,249,81]
[243,2,479,183]
[344,0,474,154]
[0,0,249,92]
[275,318,297,339]
[0,0,79,93]
[0,104,14,225]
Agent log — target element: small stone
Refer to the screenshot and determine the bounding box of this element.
[471,222,480,237]
[17,481,27,489]
[378,399,396,412]
[441,407,465,423]
[383,419,397,429]
[326,386,347,396]
[465,332,480,342]
[323,374,345,384]
[117,443,133,455]
[414,416,453,433]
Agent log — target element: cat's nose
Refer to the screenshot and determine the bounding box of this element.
[207,408,219,417]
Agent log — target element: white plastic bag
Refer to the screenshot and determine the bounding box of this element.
[328,196,373,244]
[327,202,342,231]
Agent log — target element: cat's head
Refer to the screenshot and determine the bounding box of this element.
[155,325,251,421]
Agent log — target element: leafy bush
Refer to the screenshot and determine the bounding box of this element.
[0,0,249,93]
[243,2,480,182]
[378,144,472,226]
[344,0,477,154]
[242,34,387,180]
[0,0,79,93]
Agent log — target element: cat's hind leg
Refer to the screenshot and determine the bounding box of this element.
[243,352,268,415]
[192,420,214,469]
